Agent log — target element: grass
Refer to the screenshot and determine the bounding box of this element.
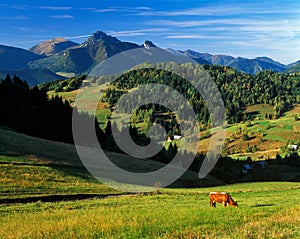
[264,133,286,142]
[47,83,110,127]
[222,105,300,159]
[0,155,117,200]
[0,182,299,238]
[96,108,110,128]
[0,127,224,200]
[47,89,78,104]
[245,104,274,119]
[0,122,299,238]
[0,127,80,164]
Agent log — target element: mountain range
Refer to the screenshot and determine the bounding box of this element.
[179,50,287,73]
[0,68,65,86]
[0,30,299,85]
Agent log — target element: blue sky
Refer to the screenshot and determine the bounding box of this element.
[0,0,299,64]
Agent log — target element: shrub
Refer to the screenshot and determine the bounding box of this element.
[242,134,249,141]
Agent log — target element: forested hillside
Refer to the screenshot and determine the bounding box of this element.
[39,63,300,140]
[0,75,99,144]
[0,74,178,163]
[100,64,300,126]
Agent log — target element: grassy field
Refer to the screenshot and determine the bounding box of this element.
[0,182,299,239]
[0,155,118,200]
[48,84,110,128]
[0,127,299,238]
[224,104,300,159]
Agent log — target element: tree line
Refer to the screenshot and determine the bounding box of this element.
[0,75,179,163]
[0,74,98,144]
[101,64,300,132]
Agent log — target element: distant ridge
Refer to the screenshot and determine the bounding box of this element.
[181,50,235,65]
[29,38,79,56]
[0,68,65,86]
[286,60,300,73]
[179,50,287,74]
[0,30,299,78]
[0,44,44,70]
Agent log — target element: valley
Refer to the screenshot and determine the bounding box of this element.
[1,26,300,239]
[43,64,300,160]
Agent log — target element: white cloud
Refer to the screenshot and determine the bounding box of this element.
[65,34,91,39]
[39,6,72,10]
[83,6,153,13]
[13,26,30,31]
[50,15,74,19]
[22,34,91,41]
[0,16,29,20]
[165,34,237,40]
[147,17,300,44]
[134,6,247,16]
[133,4,300,17]
[1,4,28,10]
[108,28,166,37]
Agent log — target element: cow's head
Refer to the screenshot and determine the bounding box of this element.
[233,201,238,208]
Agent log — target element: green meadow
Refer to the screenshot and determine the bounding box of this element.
[224,104,300,159]
[0,127,299,238]
[0,136,299,238]
[1,91,299,238]
[1,180,299,239]
[48,83,110,128]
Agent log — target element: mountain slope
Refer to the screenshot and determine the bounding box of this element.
[182,50,234,65]
[0,127,225,188]
[165,49,210,65]
[0,68,65,86]
[191,57,211,65]
[29,31,141,74]
[29,38,79,56]
[178,49,287,74]
[78,31,140,63]
[286,60,300,73]
[228,57,286,74]
[0,45,44,70]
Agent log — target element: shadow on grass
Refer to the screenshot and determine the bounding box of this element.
[245,110,260,120]
[0,193,128,205]
[251,203,275,207]
[50,164,95,181]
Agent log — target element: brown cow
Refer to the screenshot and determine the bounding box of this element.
[209,192,238,208]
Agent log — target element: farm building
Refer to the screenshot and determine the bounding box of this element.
[289,144,298,151]
[174,135,182,140]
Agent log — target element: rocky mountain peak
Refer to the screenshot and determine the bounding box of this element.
[85,31,121,45]
[143,40,156,49]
